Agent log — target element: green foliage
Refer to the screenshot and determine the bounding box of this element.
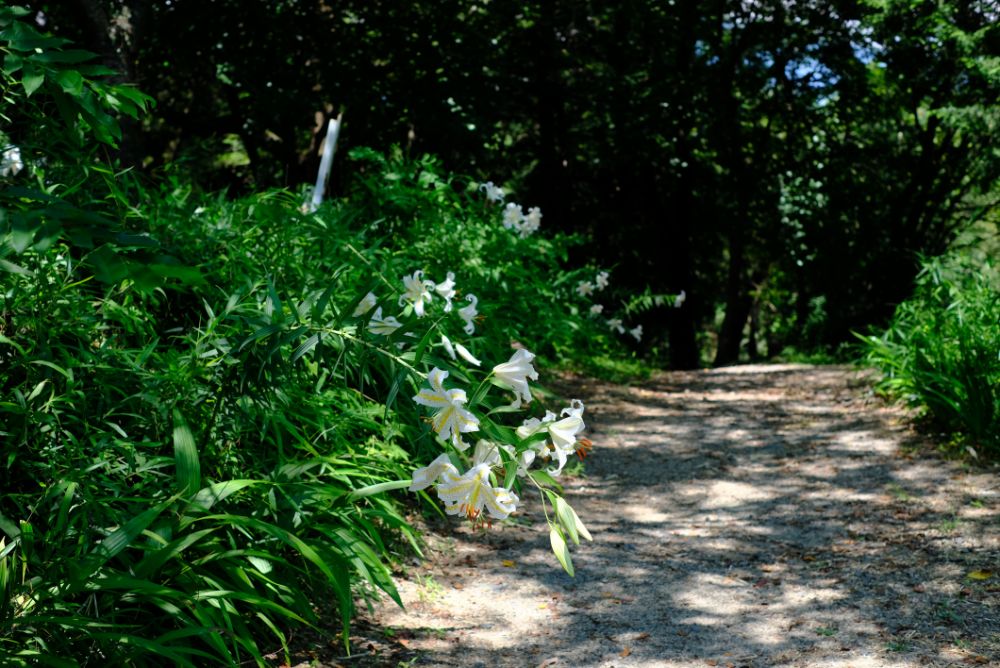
[0,14,610,657]
[0,5,159,287]
[860,254,1000,456]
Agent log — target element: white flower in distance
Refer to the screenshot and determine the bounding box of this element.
[630,325,643,342]
[589,304,604,316]
[413,367,479,449]
[520,206,542,237]
[435,271,457,312]
[595,271,610,290]
[607,318,625,334]
[502,203,524,230]
[458,294,479,335]
[0,146,23,178]
[437,463,519,521]
[492,348,539,408]
[674,290,687,308]
[400,270,434,317]
[576,281,595,297]
[479,181,505,203]
[368,307,402,336]
[352,291,378,317]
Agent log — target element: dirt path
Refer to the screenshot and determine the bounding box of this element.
[313,364,999,667]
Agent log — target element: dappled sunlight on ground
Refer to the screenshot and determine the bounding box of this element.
[299,364,999,667]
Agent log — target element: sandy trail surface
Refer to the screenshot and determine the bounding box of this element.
[300,364,999,667]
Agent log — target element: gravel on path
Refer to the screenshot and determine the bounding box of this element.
[294,364,999,668]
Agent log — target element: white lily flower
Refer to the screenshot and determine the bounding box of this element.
[458,294,479,335]
[352,291,378,317]
[400,270,434,317]
[502,203,524,230]
[436,463,519,521]
[435,271,457,311]
[0,146,23,178]
[413,367,479,449]
[674,290,687,308]
[595,271,610,290]
[520,206,542,237]
[492,348,539,408]
[409,453,459,491]
[576,281,595,297]
[547,400,586,476]
[368,307,403,336]
[607,318,625,334]
[630,325,643,342]
[589,304,604,316]
[479,181,505,203]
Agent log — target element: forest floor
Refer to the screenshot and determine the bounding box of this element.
[289,364,999,668]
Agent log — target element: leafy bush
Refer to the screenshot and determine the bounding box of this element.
[860,253,1000,456]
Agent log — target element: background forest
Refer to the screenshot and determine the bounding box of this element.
[22,0,999,367]
[0,0,997,665]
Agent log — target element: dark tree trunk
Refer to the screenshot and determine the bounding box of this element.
[73,0,150,168]
[715,230,752,366]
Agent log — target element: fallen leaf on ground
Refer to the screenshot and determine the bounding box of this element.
[966,570,992,580]
[620,647,631,657]
[502,560,516,568]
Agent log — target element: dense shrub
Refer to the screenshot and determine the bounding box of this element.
[860,254,1000,457]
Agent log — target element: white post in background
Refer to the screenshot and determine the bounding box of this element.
[307,113,342,212]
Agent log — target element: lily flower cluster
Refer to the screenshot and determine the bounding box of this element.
[477,180,542,238]
[352,269,590,537]
[344,238,594,572]
[358,270,480,342]
[409,346,590,527]
[576,268,688,345]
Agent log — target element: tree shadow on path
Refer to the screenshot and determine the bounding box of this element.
[313,364,1000,668]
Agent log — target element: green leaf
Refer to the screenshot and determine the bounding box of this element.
[87,500,172,571]
[52,69,84,96]
[31,49,96,64]
[0,258,32,275]
[185,479,258,514]
[549,525,574,576]
[21,64,43,96]
[172,409,201,498]
[347,479,412,501]
[132,528,216,579]
[29,359,72,380]
[290,333,320,363]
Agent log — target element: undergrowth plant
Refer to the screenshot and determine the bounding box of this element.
[0,8,631,664]
[859,253,1000,457]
